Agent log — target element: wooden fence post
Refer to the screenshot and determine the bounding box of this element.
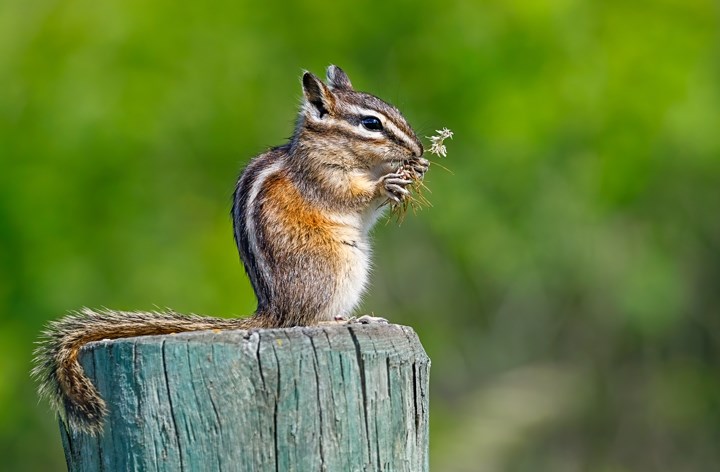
[59,323,430,471]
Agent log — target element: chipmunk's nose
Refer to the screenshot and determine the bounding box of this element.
[413,141,424,157]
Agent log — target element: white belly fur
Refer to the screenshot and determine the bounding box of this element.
[321,205,384,320]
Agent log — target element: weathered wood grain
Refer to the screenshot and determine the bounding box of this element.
[60,323,430,472]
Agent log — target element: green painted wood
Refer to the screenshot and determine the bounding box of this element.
[59,323,430,472]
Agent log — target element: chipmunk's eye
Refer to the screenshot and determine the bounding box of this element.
[360,116,383,131]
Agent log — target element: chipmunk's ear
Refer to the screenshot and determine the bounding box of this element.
[326,65,353,91]
[302,71,336,118]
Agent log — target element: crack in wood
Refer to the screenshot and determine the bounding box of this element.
[348,326,372,465]
[161,339,185,472]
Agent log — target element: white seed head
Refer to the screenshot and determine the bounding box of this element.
[427,127,454,157]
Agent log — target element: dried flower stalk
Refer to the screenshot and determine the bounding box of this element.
[389,127,453,223]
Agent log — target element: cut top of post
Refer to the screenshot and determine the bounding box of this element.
[61,323,431,472]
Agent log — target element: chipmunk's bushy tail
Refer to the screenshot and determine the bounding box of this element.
[32,308,260,435]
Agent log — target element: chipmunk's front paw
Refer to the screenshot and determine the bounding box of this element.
[405,157,430,179]
[381,172,413,203]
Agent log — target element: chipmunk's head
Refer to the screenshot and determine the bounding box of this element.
[296,65,423,171]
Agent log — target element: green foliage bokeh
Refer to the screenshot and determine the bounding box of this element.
[1,0,719,470]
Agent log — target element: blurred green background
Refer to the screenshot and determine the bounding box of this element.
[2,0,719,470]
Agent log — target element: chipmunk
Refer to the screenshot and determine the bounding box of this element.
[33,65,429,435]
